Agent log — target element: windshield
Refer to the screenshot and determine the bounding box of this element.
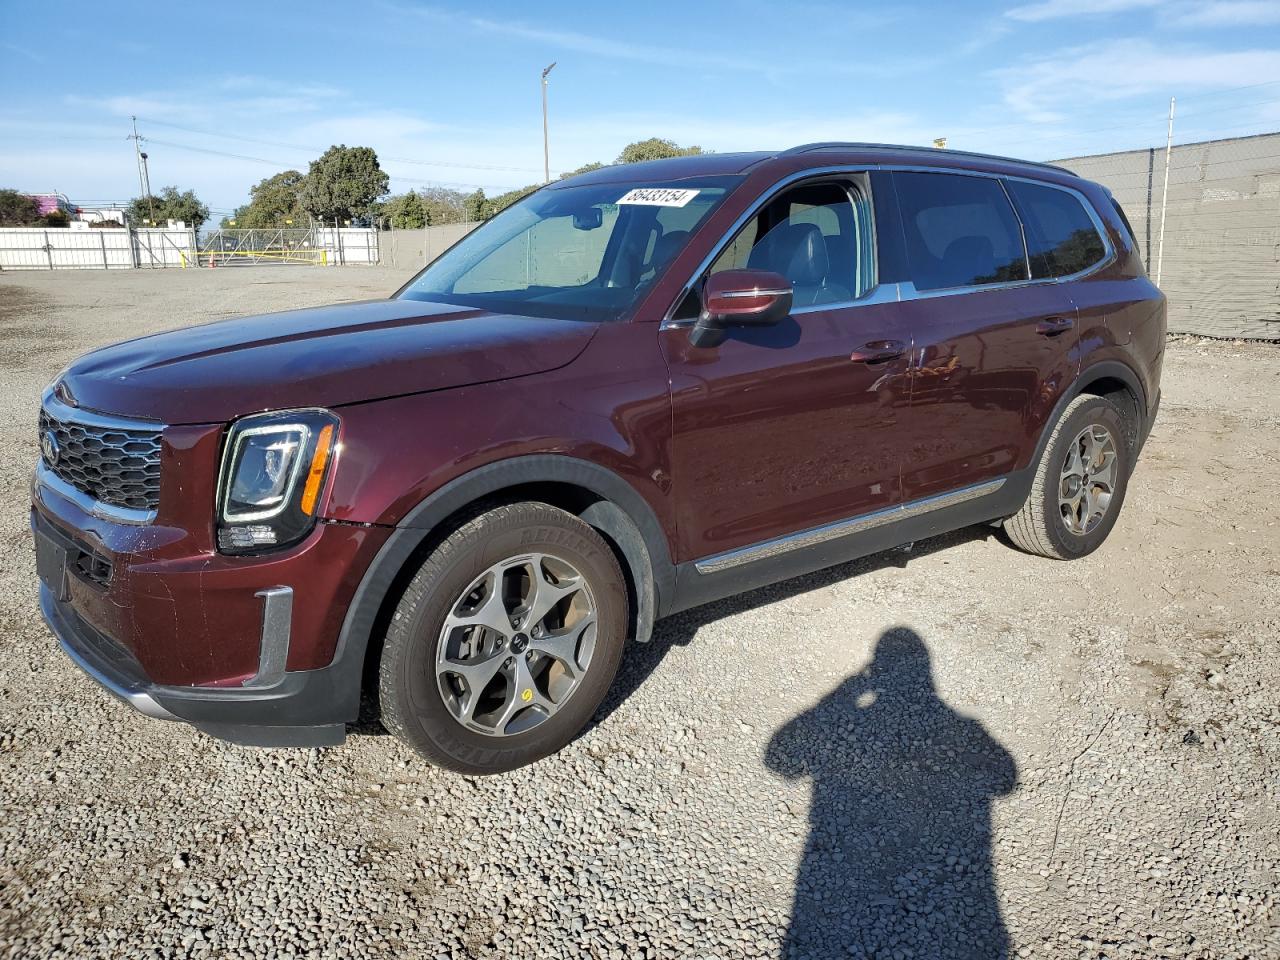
[398,176,741,321]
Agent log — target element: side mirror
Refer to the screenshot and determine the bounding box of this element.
[690,269,793,347]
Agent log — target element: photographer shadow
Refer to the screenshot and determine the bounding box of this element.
[766,626,1017,960]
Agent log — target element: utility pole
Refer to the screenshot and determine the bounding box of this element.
[1155,96,1175,287]
[541,62,557,184]
[140,151,155,222]
[128,116,155,223]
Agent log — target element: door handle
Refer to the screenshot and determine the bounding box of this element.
[1036,316,1075,337]
[850,340,906,364]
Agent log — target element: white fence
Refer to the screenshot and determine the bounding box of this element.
[0,227,196,270]
[0,226,380,271]
[314,227,379,265]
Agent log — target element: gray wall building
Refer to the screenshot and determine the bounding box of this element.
[1057,132,1280,341]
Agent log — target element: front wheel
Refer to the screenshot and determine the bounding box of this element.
[378,502,628,774]
[1004,394,1132,560]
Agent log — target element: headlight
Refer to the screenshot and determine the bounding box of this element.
[216,409,339,554]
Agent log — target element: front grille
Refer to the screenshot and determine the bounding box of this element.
[39,408,162,513]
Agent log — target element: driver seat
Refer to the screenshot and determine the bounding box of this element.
[748,222,849,307]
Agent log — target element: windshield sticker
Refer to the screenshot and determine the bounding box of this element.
[616,188,701,207]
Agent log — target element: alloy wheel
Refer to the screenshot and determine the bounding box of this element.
[435,553,597,737]
[1058,424,1118,535]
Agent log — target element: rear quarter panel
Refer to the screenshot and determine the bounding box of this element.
[1071,180,1166,408]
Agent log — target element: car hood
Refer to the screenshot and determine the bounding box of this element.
[58,299,599,424]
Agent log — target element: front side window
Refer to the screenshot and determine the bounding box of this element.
[708,180,874,307]
[894,172,1028,291]
[399,177,740,321]
[1006,180,1108,279]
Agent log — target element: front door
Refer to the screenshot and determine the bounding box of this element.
[659,177,913,564]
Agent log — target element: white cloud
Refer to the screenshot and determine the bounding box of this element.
[1168,1,1280,25]
[994,38,1280,121]
[1004,0,1280,24]
[394,4,929,79]
[2,42,44,63]
[1006,0,1161,22]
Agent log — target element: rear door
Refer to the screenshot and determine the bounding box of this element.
[890,171,1080,502]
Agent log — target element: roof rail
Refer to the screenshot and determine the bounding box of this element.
[779,142,1077,176]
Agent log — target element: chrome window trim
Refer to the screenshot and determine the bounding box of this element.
[693,477,1007,575]
[660,167,890,328]
[660,281,901,329]
[792,281,901,315]
[35,462,158,525]
[1002,173,1117,281]
[660,162,1116,327]
[890,167,1116,295]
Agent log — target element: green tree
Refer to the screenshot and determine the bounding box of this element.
[483,185,539,218]
[559,161,606,180]
[0,189,40,226]
[127,186,210,230]
[463,188,488,223]
[616,138,703,164]
[383,190,429,228]
[454,136,705,224]
[419,187,469,225]
[229,170,307,228]
[299,145,389,223]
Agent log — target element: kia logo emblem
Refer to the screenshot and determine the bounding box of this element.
[41,430,60,467]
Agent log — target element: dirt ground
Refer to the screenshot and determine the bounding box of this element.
[0,266,1277,959]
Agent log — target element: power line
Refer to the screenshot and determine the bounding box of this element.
[134,116,556,176]
[141,137,498,191]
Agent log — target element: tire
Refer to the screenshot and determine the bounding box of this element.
[1004,394,1132,560]
[378,502,628,774]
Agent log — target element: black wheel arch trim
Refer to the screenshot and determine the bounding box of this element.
[1034,359,1148,472]
[324,455,675,723]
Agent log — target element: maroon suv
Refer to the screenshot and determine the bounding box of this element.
[32,143,1164,773]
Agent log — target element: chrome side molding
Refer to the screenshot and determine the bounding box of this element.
[693,478,1007,575]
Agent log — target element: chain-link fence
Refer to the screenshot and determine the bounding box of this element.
[1055,132,1280,341]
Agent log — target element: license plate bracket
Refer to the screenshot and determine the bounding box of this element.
[34,528,70,602]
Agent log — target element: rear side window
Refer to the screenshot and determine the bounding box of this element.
[893,172,1028,291]
[1006,180,1108,279]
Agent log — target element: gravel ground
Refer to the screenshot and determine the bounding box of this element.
[1,267,1278,960]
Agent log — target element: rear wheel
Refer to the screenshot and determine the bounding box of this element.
[1004,394,1131,560]
[378,502,627,773]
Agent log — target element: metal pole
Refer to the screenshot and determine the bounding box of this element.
[99,230,108,269]
[130,117,146,204]
[541,62,557,184]
[140,152,154,222]
[1155,96,1175,287]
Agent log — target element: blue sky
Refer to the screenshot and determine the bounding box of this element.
[3,0,1280,219]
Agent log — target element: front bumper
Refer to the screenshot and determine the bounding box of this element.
[33,474,391,747]
[41,580,356,747]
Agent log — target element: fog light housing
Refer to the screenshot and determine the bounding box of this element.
[216,409,338,555]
